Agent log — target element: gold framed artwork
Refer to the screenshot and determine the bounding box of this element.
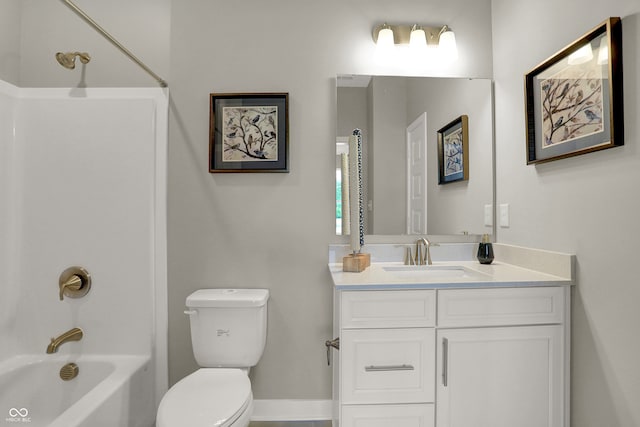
[437,115,469,184]
[209,93,289,172]
[524,17,623,165]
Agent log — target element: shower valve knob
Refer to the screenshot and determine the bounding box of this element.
[58,266,91,301]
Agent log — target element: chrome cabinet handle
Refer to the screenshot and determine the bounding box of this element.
[365,364,415,372]
[442,337,449,386]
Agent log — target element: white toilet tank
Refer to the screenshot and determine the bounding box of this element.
[185,289,269,368]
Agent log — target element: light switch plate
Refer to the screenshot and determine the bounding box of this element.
[484,204,493,226]
[499,203,510,228]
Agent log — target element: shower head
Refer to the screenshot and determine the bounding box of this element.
[55,52,91,69]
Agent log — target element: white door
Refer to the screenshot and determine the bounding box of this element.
[406,113,428,234]
[436,325,564,427]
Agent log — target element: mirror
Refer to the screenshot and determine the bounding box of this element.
[336,75,494,237]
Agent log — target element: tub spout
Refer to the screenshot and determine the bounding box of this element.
[46,327,83,354]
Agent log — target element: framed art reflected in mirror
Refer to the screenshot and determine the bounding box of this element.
[437,115,469,184]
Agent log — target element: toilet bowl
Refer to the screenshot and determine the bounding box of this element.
[157,369,252,427]
[156,289,269,427]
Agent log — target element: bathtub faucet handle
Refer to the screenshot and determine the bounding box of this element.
[59,274,82,300]
[58,266,91,301]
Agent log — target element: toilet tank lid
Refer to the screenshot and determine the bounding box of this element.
[186,289,269,308]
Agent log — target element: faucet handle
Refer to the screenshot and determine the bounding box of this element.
[404,247,415,265]
[415,245,423,265]
[59,275,82,300]
[58,267,91,301]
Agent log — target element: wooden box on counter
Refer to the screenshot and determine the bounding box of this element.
[342,253,371,272]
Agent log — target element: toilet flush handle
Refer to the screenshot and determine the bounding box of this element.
[325,337,340,366]
[184,309,197,316]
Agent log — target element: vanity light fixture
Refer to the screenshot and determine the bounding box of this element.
[372,23,458,61]
[437,25,458,61]
[409,25,428,51]
[376,23,395,49]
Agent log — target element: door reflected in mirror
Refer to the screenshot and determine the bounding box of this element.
[336,75,494,237]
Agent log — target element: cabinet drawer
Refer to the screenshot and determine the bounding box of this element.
[438,287,566,327]
[341,328,435,404]
[341,290,436,329]
[342,403,434,427]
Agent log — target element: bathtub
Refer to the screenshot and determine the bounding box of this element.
[0,355,154,427]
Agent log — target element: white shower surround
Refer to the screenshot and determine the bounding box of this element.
[0,79,168,424]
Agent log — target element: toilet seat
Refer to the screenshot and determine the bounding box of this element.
[156,368,252,427]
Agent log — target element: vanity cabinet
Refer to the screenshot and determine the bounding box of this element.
[334,286,570,427]
[436,325,563,427]
[337,290,436,427]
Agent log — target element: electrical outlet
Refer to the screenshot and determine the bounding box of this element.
[499,204,510,228]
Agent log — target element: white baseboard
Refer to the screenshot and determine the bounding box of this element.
[251,399,333,421]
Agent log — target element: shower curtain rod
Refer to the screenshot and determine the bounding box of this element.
[61,0,168,87]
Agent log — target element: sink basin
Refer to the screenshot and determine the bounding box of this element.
[382,265,489,281]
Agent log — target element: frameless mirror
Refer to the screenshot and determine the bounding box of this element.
[336,75,494,237]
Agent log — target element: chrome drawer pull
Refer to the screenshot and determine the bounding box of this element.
[364,364,415,372]
[442,337,449,387]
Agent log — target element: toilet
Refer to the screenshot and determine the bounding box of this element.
[156,288,269,427]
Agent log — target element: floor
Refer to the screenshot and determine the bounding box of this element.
[249,422,331,427]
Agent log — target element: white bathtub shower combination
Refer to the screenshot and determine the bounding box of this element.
[0,79,168,427]
[0,355,150,427]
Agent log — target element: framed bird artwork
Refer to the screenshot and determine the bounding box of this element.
[524,17,623,164]
[209,92,289,172]
[437,115,469,184]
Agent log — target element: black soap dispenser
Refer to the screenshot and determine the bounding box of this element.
[477,234,494,264]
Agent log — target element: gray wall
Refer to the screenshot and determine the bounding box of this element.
[4,0,640,422]
[336,87,369,139]
[1,0,493,401]
[492,1,640,426]
[406,78,494,235]
[6,0,640,427]
[370,76,408,234]
[336,86,370,234]
[0,0,20,84]
[4,0,171,87]
[168,0,493,399]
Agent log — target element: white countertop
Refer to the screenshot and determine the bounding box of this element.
[329,260,573,290]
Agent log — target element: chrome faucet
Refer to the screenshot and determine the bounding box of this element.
[415,237,439,265]
[46,327,83,354]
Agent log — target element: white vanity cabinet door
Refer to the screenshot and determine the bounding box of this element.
[436,325,564,427]
[341,328,435,404]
